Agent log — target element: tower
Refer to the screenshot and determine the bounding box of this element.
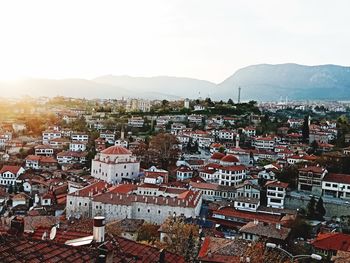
[238,86,241,104]
[236,133,240,148]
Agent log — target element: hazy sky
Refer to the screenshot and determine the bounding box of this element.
[0,0,349,83]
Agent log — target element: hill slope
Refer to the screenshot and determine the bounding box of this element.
[218,63,350,101]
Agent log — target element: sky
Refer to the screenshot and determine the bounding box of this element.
[0,0,349,83]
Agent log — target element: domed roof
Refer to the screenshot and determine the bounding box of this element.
[101,146,131,155]
[211,152,225,160]
[221,154,239,163]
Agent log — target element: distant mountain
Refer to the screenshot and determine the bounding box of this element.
[1,76,216,100]
[93,75,216,99]
[218,63,350,101]
[1,63,350,101]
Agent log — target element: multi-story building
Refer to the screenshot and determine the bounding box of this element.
[34,145,55,156]
[218,129,236,141]
[265,181,288,209]
[126,99,151,112]
[176,166,194,181]
[128,117,144,128]
[188,114,203,124]
[253,137,275,150]
[0,165,25,186]
[100,131,116,144]
[298,166,328,195]
[322,173,350,199]
[91,145,140,184]
[69,141,87,152]
[218,164,247,187]
[25,155,58,171]
[66,182,202,224]
[71,133,89,143]
[42,130,62,144]
[56,151,87,164]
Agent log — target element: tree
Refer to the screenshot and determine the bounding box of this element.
[306,196,316,219]
[288,217,312,240]
[136,223,159,243]
[227,98,234,105]
[8,185,13,194]
[148,133,180,169]
[316,197,326,220]
[302,115,310,143]
[160,216,199,261]
[308,140,319,155]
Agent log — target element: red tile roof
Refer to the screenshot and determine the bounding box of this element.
[0,165,22,174]
[101,146,131,155]
[221,155,239,163]
[265,180,289,188]
[323,173,350,185]
[213,207,282,224]
[312,233,350,252]
[70,181,111,197]
[211,152,225,160]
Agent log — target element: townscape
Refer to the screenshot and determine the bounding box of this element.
[0,96,350,262]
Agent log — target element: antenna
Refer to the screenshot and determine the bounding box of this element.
[238,86,241,104]
[50,226,57,240]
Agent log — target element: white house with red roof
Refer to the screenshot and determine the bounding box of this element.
[253,136,276,150]
[176,166,194,181]
[265,181,289,209]
[69,141,87,152]
[0,165,25,186]
[25,155,58,170]
[91,145,140,184]
[322,173,350,199]
[34,145,54,156]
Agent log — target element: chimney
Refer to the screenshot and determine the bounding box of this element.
[93,216,105,243]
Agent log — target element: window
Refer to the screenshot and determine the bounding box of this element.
[148,209,150,213]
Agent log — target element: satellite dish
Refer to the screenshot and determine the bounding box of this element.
[42,231,47,240]
[50,226,57,240]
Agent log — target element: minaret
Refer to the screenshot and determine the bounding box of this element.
[236,133,240,148]
[121,127,125,140]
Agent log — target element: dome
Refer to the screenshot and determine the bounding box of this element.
[101,146,131,155]
[221,154,239,163]
[211,152,225,160]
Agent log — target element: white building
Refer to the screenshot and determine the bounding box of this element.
[25,155,58,170]
[42,130,62,144]
[69,141,87,152]
[0,166,25,186]
[56,151,87,164]
[91,146,140,184]
[188,114,203,124]
[34,145,55,156]
[253,137,275,150]
[322,173,350,199]
[218,129,236,141]
[100,131,116,144]
[265,181,288,209]
[128,117,144,128]
[176,166,194,181]
[71,133,89,143]
[66,182,202,224]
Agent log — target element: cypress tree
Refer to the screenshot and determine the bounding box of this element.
[316,197,326,220]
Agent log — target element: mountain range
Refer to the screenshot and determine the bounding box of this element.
[2,63,350,101]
